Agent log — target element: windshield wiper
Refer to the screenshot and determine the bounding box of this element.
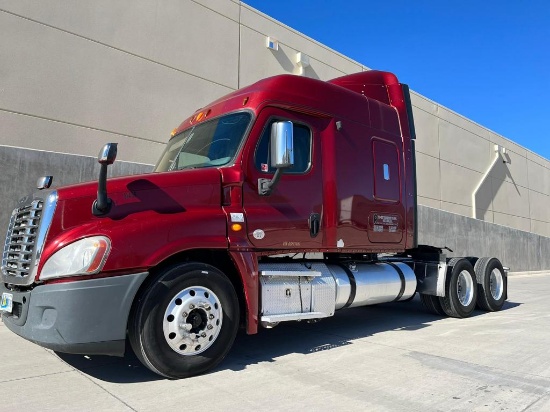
[168,127,195,172]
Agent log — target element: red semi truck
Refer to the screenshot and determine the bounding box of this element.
[1,70,507,378]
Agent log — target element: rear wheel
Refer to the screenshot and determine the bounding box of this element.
[129,262,239,379]
[420,293,446,316]
[439,258,477,318]
[474,257,507,311]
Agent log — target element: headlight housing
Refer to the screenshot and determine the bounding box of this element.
[40,236,111,280]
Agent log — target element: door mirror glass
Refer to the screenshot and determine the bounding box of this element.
[270,121,294,168]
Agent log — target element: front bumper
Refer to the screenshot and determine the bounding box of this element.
[1,272,148,356]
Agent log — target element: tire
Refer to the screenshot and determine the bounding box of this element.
[420,293,446,316]
[474,257,507,311]
[128,262,239,379]
[439,258,477,318]
[400,292,416,302]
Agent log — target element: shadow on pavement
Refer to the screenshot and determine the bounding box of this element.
[55,296,522,383]
[501,301,521,310]
[56,346,162,383]
[221,297,521,372]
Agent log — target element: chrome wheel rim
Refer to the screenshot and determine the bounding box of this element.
[457,270,474,307]
[490,268,504,300]
[163,286,223,356]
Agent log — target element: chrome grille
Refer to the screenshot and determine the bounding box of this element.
[2,200,43,278]
[2,191,57,285]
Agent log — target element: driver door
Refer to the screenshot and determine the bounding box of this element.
[243,108,327,250]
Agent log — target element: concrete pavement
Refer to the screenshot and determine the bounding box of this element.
[1,272,550,411]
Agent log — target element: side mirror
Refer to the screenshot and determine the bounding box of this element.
[270,121,294,168]
[37,176,53,190]
[98,143,118,165]
[92,143,118,216]
[258,121,294,196]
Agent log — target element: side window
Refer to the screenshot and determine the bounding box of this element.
[255,120,312,174]
[372,139,400,202]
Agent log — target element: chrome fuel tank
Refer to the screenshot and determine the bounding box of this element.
[328,262,416,309]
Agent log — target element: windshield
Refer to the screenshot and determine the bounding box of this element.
[154,112,252,172]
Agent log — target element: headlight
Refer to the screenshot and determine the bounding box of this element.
[40,236,111,280]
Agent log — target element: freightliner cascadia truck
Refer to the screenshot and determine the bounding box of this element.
[1,70,508,379]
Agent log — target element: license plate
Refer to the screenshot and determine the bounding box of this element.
[0,292,13,313]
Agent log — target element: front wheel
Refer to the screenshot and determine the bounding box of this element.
[129,262,239,379]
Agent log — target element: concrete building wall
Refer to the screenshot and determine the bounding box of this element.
[418,205,550,272]
[412,93,550,238]
[0,1,548,270]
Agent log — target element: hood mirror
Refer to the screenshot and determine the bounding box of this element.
[98,143,118,165]
[92,143,118,216]
[37,176,53,190]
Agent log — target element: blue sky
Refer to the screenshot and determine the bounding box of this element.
[244,0,550,160]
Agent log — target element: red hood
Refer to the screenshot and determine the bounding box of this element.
[39,168,228,280]
[56,169,221,227]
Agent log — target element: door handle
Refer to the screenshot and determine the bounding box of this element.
[309,213,321,238]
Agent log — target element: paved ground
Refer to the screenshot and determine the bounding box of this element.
[1,272,550,411]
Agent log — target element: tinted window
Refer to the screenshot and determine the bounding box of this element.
[155,112,251,172]
[255,120,311,174]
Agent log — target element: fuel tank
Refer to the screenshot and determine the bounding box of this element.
[258,260,417,324]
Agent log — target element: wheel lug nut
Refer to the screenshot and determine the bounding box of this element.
[189,304,195,309]
[209,314,214,320]
[201,332,207,338]
[182,312,188,317]
[207,325,213,330]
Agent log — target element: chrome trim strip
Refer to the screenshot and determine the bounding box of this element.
[261,312,329,323]
[260,270,322,277]
[29,191,58,284]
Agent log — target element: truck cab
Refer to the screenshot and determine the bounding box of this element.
[0,71,507,379]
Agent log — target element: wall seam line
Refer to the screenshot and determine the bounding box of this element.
[0,8,237,92]
[189,0,240,24]
[0,108,165,145]
[0,144,155,166]
[437,157,530,189]
[238,3,242,88]
[421,203,549,227]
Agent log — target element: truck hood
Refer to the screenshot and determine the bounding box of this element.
[35,167,227,277]
[55,168,223,230]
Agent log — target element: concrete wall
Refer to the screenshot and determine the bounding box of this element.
[0,1,548,270]
[0,147,153,223]
[418,205,550,272]
[412,94,550,238]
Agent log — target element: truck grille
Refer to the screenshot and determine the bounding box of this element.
[2,192,57,285]
[2,201,43,278]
